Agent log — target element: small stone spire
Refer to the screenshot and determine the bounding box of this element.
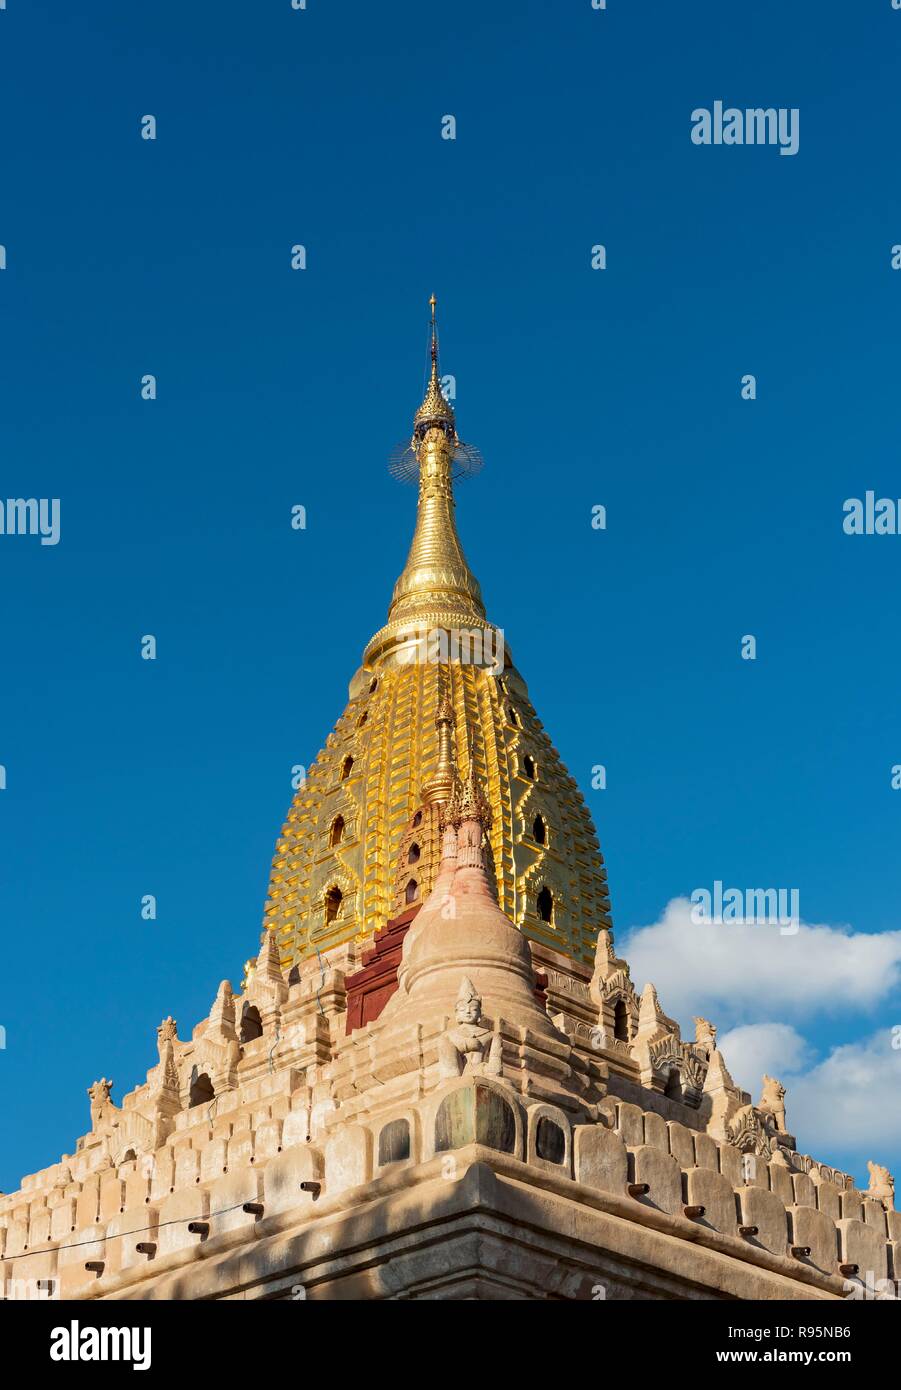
[254,928,286,986]
[703,1047,737,1094]
[452,755,490,876]
[207,980,237,1040]
[635,982,676,1042]
[152,1036,180,1107]
[458,754,491,829]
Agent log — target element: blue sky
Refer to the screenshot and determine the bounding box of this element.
[1,0,899,1192]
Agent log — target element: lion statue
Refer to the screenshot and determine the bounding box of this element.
[867,1161,895,1211]
[757,1075,787,1133]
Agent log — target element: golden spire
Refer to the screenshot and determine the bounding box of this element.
[379,296,486,636]
[422,674,458,807]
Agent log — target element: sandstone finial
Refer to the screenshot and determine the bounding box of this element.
[255,927,286,986]
[157,1016,178,1047]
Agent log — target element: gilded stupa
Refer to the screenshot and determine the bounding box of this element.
[263,298,613,972]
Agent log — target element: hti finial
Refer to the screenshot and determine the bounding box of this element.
[415,293,455,432]
[429,294,438,367]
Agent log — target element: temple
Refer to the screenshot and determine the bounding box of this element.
[1,302,896,1301]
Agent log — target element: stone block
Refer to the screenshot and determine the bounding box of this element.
[737,1186,789,1256]
[29,1209,51,1246]
[254,1120,283,1162]
[629,1146,683,1218]
[206,1168,265,1237]
[814,1180,841,1222]
[227,1131,255,1170]
[643,1111,668,1152]
[789,1205,839,1274]
[50,1199,78,1242]
[615,1101,644,1148]
[840,1190,863,1222]
[149,1150,176,1201]
[718,1143,745,1186]
[5,1222,28,1258]
[667,1121,695,1169]
[124,1167,152,1212]
[75,1179,100,1229]
[792,1173,816,1208]
[324,1124,372,1196]
[105,1206,159,1272]
[59,1224,112,1298]
[838,1218,888,1281]
[768,1162,794,1206]
[98,1175,125,1222]
[263,1145,324,1218]
[693,1133,718,1171]
[282,1109,311,1150]
[863,1200,887,1234]
[175,1146,201,1190]
[685,1167,738,1236]
[5,1247,57,1292]
[156,1188,210,1261]
[200,1138,229,1183]
[573,1124,628,1195]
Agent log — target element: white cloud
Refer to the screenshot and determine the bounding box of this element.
[621,897,901,1025]
[717,1023,811,1091]
[787,1033,901,1174]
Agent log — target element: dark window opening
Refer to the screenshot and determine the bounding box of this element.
[523,755,536,780]
[407,842,421,865]
[537,886,553,923]
[613,998,630,1043]
[325,886,342,924]
[190,1071,215,1108]
[378,1118,411,1165]
[340,756,353,780]
[435,1085,516,1155]
[532,814,547,845]
[411,810,423,828]
[405,878,419,904]
[664,1068,682,1100]
[240,1005,263,1044]
[330,814,345,847]
[535,1117,566,1164]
